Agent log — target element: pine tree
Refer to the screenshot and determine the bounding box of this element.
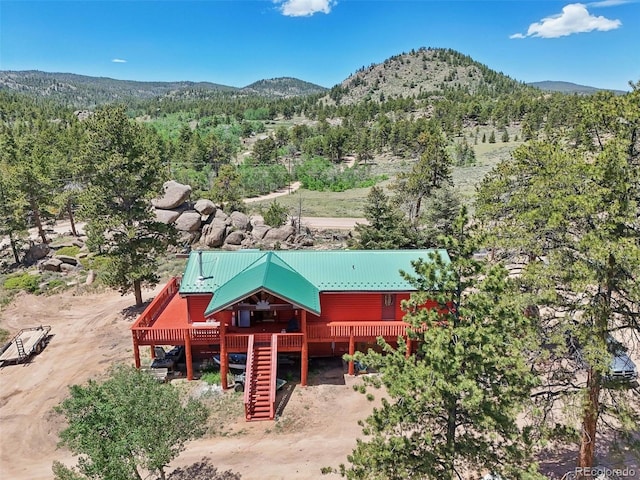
[0,158,28,264]
[392,130,452,224]
[5,121,59,244]
[341,209,541,480]
[79,106,174,307]
[352,186,413,249]
[475,86,640,468]
[211,164,244,212]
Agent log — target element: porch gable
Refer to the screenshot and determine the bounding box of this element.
[204,252,320,316]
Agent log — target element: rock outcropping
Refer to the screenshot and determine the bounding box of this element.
[151,180,313,250]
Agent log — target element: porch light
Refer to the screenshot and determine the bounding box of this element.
[255,300,270,310]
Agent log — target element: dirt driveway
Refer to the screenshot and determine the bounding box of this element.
[0,287,377,480]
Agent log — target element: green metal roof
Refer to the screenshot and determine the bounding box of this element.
[204,252,321,316]
[179,249,450,315]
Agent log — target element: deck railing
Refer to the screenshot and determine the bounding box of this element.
[189,325,221,343]
[307,321,411,341]
[269,334,278,418]
[133,326,221,345]
[277,333,304,349]
[131,277,181,329]
[226,334,250,351]
[133,328,185,344]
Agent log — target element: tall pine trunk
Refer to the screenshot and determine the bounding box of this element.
[134,279,143,307]
[67,199,78,237]
[9,232,20,264]
[578,369,600,471]
[30,198,47,244]
[445,398,458,480]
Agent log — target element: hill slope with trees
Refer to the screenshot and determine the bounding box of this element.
[323,47,531,106]
[0,70,326,108]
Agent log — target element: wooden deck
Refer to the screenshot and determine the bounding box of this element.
[131,276,421,388]
[131,278,220,346]
[131,277,414,349]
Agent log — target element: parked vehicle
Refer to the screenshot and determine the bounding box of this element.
[565,332,638,383]
[212,353,247,371]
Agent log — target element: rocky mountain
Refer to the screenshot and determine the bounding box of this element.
[322,47,530,105]
[0,70,325,108]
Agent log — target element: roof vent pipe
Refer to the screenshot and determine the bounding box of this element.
[198,250,204,282]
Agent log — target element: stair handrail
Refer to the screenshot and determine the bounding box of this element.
[269,334,278,419]
[243,334,255,409]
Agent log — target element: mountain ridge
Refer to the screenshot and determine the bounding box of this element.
[1,51,626,109]
[526,80,627,95]
[0,70,327,107]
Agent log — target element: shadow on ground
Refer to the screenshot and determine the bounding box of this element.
[168,457,242,479]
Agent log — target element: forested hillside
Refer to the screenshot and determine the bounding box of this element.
[527,80,627,95]
[0,70,326,108]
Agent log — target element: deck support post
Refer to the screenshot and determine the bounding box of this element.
[405,337,412,358]
[132,335,141,369]
[150,345,156,359]
[220,321,229,389]
[348,333,355,376]
[184,329,193,380]
[301,310,308,386]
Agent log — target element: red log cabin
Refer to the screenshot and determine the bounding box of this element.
[131,249,450,420]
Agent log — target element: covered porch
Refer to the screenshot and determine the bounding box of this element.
[130,277,312,385]
[131,277,417,383]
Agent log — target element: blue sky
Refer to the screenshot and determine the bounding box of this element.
[1,0,638,91]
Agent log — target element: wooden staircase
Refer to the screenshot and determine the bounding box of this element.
[244,334,278,421]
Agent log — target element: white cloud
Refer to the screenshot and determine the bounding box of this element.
[112,58,127,63]
[276,0,335,17]
[588,0,632,6]
[510,3,621,39]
